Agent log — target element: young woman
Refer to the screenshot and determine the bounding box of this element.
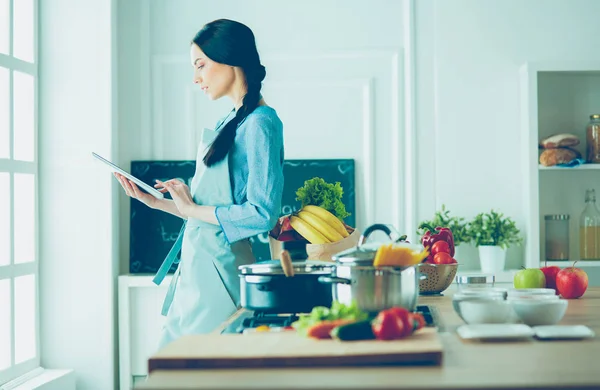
[115,19,284,350]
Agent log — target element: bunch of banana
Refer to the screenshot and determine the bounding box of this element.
[289,205,350,245]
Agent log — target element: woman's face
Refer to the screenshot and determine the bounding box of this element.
[190,43,236,100]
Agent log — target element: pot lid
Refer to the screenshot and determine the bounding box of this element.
[239,260,334,275]
[331,243,378,265]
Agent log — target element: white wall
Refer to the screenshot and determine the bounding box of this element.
[38,0,118,389]
[116,0,409,273]
[415,0,600,271]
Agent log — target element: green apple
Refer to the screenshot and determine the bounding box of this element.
[514,268,546,289]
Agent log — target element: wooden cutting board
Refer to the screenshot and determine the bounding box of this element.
[148,328,443,372]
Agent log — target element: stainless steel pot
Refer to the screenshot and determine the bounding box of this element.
[318,224,423,313]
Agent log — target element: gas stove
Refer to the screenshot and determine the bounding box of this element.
[221,305,439,334]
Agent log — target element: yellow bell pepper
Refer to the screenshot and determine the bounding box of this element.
[373,244,429,267]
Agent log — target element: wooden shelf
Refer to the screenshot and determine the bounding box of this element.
[539,164,600,170]
[539,260,600,268]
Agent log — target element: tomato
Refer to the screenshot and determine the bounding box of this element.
[410,313,426,331]
[387,307,413,337]
[430,240,450,256]
[371,310,405,340]
[433,252,455,265]
[372,307,413,340]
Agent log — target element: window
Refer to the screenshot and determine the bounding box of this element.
[0,0,39,386]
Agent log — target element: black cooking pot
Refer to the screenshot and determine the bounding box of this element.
[238,242,334,314]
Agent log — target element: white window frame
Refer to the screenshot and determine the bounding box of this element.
[0,0,40,387]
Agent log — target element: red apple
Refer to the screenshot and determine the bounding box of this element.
[540,263,561,294]
[556,263,588,299]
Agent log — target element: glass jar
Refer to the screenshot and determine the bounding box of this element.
[544,215,570,261]
[586,114,600,163]
[580,189,600,260]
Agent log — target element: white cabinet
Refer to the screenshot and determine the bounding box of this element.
[520,62,600,282]
[118,275,171,390]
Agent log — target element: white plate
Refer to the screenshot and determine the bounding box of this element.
[533,325,596,340]
[457,324,534,340]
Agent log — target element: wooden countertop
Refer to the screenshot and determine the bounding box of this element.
[137,286,600,390]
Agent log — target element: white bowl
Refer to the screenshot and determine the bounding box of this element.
[507,294,559,301]
[459,300,514,324]
[452,291,506,321]
[508,288,556,297]
[505,295,559,323]
[458,287,508,299]
[510,299,568,326]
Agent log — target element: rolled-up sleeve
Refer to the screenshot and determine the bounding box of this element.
[215,114,284,243]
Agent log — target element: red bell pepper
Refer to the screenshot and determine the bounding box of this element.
[419,223,455,258]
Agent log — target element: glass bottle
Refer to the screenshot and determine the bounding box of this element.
[545,215,570,261]
[579,189,600,260]
[586,114,600,163]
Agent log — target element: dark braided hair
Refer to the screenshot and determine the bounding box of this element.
[192,19,266,167]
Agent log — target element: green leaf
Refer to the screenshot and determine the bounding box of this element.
[295,177,351,220]
[468,209,523,249]
[291,301,368,336]
[417,204,471,245]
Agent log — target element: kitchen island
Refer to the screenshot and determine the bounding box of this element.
[137,287,600,390]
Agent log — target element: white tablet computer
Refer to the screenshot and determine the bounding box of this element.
[92,152,165,199]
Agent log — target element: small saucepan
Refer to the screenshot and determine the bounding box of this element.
[238,241,334,314]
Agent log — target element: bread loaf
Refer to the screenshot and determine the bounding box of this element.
[539,133,580,149]
[539,148,579,166]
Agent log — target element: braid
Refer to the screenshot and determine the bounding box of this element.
[203,65,265,167]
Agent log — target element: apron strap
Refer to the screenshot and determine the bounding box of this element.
[160,264,181,316]
[154,221,187,316]
[153,221,186,286]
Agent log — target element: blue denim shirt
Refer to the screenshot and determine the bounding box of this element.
[214,106,284,243]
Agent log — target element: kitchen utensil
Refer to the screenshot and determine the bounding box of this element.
[148,328,443,371]
[319,224,423,313]
[417,263,459,295]
[238,241,334,314]
[279,250,294,277]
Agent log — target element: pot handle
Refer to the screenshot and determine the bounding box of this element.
[358,224,393,247]
[357,224,408,246]
[318,276,352,285]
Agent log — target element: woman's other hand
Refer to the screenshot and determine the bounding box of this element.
[155,179,195,217]
[113,172,159,209]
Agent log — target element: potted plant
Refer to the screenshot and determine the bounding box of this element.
[468,209,523,273]
[417,204,471,246]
